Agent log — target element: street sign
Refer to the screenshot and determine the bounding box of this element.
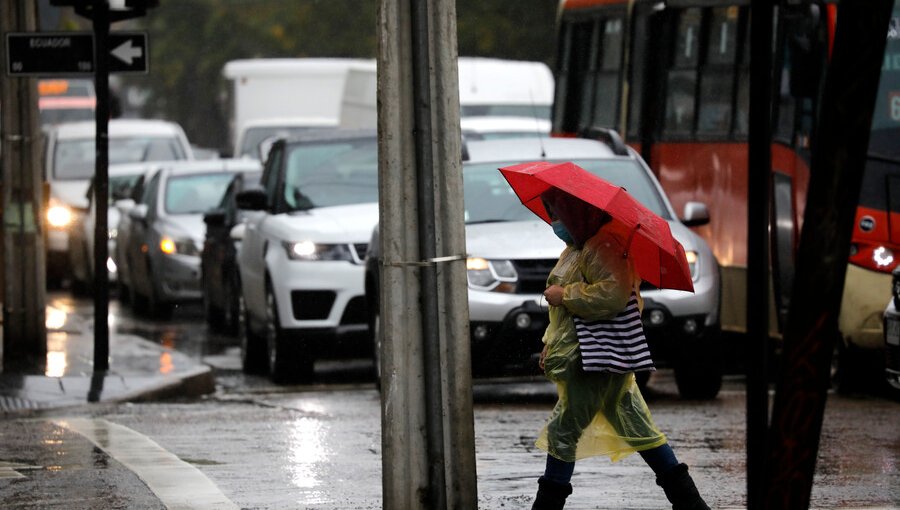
[5,31,148,76]
[107,33,148,73]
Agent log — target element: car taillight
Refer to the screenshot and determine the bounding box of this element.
[848,241,898,273]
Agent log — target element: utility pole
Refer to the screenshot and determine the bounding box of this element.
[745,1,773,507]
[377,0,477,508]
[1,0,47,371]
[765,1,893,507]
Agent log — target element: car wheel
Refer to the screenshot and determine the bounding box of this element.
[144,267,174,319]
[372,312,383,390]
[674,331,723,400]
[265,283,313,384]
[129,279,148,314]
[203,280,225,333]
[241,304,269,375]
[224,273,243,336]
[117,278,131,304]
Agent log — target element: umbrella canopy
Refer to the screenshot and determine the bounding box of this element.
[499,161,694,292]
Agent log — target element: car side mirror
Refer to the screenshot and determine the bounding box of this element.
[681,201,710,227]
[114,198,136,211]
[235,188,268,211]
[128,203,149,223]
[204,210,226,227]
[230,223,246,241]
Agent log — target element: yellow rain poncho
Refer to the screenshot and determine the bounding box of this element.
[535,225,667,462]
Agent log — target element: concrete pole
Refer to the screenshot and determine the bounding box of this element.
[0,0,47,371]
[377,0,477,508]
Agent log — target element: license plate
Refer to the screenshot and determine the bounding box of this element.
[887,318,900,346]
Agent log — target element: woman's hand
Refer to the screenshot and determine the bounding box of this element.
[543,284,565,306]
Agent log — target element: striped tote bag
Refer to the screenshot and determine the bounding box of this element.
[572,292,655,373]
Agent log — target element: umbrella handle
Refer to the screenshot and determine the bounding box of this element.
[623,223,641,258]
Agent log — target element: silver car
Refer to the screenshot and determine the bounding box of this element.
[119,159,261,317]
[366,135,723,398]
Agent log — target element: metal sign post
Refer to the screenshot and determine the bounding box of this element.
[48,0,156,382]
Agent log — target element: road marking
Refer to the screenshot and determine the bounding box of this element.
[0,461,41,479]
[56,418,238,510]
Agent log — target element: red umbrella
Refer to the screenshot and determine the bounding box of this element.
[499,161,694,292]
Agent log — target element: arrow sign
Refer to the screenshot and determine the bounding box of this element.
[111,39,142,66]
[107,33,148,73]
[5,31,148,76]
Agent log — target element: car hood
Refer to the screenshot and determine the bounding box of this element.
[465,220,566,259]
[271,203,380,243]
[50,180,90,209]
[667,221,703,252]
[464,219,704,260]
[158,215,207,246]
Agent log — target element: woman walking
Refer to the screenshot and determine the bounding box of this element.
[530,188,710,510]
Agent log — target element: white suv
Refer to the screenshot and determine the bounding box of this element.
[236,130,378,383]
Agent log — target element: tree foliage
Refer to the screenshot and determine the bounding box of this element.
[122,0,557,151]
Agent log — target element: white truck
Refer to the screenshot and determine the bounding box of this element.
[222,58,374,158]
[339,57,555,129]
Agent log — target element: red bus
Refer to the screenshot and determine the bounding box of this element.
[553,0,900,383]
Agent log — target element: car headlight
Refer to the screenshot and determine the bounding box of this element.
[685,250,699,281]
[466,257,517,292]
[873,246,894,268]
[47,199,74,228]
[283,241,353,261]
[159,236,200,257]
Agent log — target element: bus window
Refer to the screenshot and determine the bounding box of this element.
[554,21,594,134]
[698,7,741,135]
[578,21,601,132]
[592,18,624,129]
[664,8,702,136]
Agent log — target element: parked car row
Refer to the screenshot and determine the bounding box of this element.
[111,159,262,317]
[43,119,195,285]
[58,120,724,398]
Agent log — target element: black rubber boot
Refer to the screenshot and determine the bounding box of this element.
[531,476,573,510]
[656,463,711,510]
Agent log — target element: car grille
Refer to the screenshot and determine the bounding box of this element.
[511,259,557,294]
[291,290,336,320]
[340,296,367,325]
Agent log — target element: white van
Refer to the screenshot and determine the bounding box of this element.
[457,57,554,120]
[223,58,374,157]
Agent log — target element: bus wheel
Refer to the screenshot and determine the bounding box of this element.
[674,333,723,400]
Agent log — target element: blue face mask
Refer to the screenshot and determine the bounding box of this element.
[551,221,574,244]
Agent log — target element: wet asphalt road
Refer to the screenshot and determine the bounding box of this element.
[0,294,898,509]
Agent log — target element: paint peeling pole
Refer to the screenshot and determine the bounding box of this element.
[0,0,47,371]
[377,0,477,508]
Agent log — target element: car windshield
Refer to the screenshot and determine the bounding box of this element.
[463,158,670,224]
[53,136,187,180]
[240,126,332,158]
[282,138,378,210]
[460,104,552,120]
[109,174,142,200]
[165,172,238,215]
